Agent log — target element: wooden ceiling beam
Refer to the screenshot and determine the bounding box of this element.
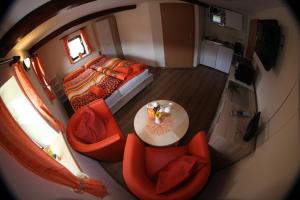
[0,0,97,58]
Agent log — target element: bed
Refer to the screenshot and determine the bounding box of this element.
[63,55,153,113]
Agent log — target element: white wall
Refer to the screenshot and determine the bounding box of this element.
[197,6,205,65]
[148,1,165,66]
[114,2,157,66]
[36,22,100,82]
[200,6,300,200]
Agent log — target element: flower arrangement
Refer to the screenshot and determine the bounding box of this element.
[146,102,172,124]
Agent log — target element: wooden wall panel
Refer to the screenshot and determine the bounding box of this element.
[161,3,195,67]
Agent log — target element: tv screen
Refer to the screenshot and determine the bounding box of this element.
[212,15,222,24]
[255,20,281,71]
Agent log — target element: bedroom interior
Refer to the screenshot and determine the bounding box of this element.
[0,0,299,199]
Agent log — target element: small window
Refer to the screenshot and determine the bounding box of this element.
[212,15,222,24]
[209,7,225,26]
[68,35,88,61]
[63,29,92,64]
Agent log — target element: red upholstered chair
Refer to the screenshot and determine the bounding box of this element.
[66,99,125,162]
[123,132,211,200]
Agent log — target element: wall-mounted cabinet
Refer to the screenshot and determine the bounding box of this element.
[225,10,243,31]
[200,40,233,73]
[209,7,243,31]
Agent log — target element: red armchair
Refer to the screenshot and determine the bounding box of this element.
[66,99,125,162]
[123,132,211,200]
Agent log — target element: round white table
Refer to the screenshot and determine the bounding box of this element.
[134,100,189,146]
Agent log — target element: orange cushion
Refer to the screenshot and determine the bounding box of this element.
[156,155,203,194]
[63,67,85,83]
[130,63,145,73]
[74,106,106,144]
[104,70,127,81]
[145,146,187,179]
[113,66,132,74]
[84,55,105,69]
[89,86,105,98]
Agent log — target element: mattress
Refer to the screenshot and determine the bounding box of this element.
[105,69,151,108]
[63,55,151,111]
[118,69,149,95]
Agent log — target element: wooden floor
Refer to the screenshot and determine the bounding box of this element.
[100,66,227,188]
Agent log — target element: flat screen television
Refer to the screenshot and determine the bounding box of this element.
[255,19,281,71]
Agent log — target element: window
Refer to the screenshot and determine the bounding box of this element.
[64,29,92,64]
[209,7,225,26]
[212,15,222,24]
[68,35,87,60]
[0,77,81,175]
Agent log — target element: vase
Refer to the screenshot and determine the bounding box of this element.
[154,116,161,124]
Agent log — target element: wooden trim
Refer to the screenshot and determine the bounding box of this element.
[0,0,97,58]
[245,19,258,59]
[29,5,136,54]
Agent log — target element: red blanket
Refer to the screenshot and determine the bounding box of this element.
[63,56,146,111]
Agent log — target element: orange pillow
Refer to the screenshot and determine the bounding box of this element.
[63,67,85,83]
[145,146,187,179]
[75,106,106,144]
[156,155,203,194]
[130,63,145,73]
[104,70,127,81]
[113,66,132,74]
[84,55,105,69]
[89,86,105,98]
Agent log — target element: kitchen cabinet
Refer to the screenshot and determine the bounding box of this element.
[200,40,233,73]
[199,41,218,68]
[225,10,243,31]
[216,46,234,73]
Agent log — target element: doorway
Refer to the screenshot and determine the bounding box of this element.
[160,3,195,67]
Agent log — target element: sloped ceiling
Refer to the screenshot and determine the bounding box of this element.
[0,0,49,39]
[0,0,285,55]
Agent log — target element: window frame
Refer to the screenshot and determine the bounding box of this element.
[67,35,88,61]
[63,29,92,64]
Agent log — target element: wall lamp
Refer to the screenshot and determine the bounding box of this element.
[0,56,20,66]
[23,57,31,71]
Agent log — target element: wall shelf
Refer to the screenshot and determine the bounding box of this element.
[208,64,257,170]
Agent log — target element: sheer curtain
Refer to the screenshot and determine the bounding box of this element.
[31,54,56,101]
[0,97,107,197]
[0,63,108,197]
[14,63,64,133]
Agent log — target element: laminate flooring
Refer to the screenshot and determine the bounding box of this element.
[100,65,227,188]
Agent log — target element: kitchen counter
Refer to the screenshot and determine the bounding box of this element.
[203,38,234,49]
[199,39,234,73]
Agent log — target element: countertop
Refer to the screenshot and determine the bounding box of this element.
[202,37,234,49]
